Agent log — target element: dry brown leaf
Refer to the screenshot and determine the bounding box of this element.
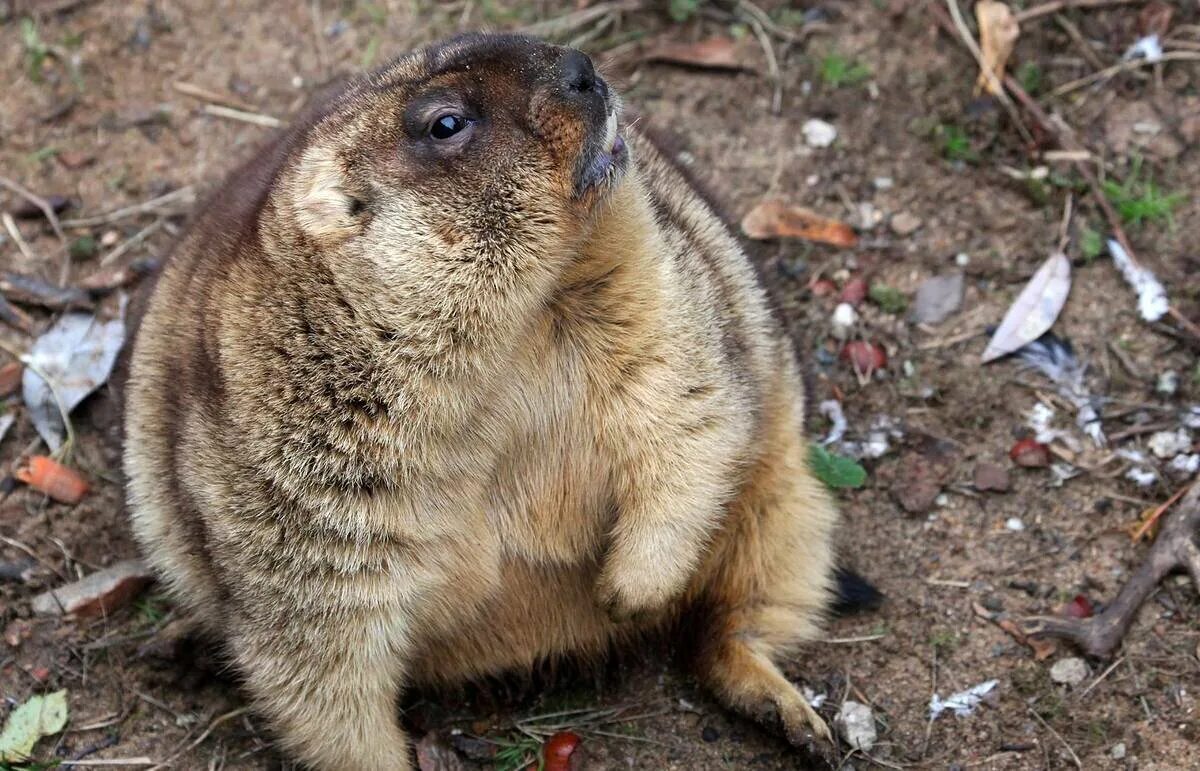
[740,201,858,248]
[642,37,753,71]
[975,1,1020,97]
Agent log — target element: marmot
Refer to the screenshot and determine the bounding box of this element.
[126,33,860,770]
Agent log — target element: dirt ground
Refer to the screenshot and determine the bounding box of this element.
[2,1,1199,769]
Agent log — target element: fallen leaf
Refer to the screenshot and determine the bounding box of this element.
[1138,1,1174,38]
[642,37,752,71]
[741,201,858,248]
[839,276,868,306]
[810,445,868,490]
[15,456,89,504]
[981,252,1070,363]
[0,360,21,397]
[0,689,69,762]
[22,306,126,451]
[0,273,93,311]
[975,1,1019,97]
[973,602,1057,660]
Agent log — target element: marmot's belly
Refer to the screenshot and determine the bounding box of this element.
[406,556,626,685]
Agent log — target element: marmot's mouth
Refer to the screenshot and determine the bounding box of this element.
[576,110,628,197]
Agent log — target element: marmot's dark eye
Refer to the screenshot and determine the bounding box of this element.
[430,114,469,140]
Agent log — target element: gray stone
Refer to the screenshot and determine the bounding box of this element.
[909,272,964,325]
[836,700,877,752]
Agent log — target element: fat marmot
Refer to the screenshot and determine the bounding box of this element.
[125,33,863,770]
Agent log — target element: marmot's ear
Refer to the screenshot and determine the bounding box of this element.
[290,144,362,243]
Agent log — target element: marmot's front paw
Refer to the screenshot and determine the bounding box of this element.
[594,568,676,624]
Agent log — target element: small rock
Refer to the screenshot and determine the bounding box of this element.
[415,732,467,771]
[12,194,71,221]
[836,701,877,752]
[873,176,894,191]
[1005,517,1025,532]
[954,252,970,267]
[31,560,153,618]
[973,462,1010,493]
[890,211,922,236]
[1110,742,1127,760]
[831,303,859,340]
[1050,657,1089,686]
[56,150,95,170]
[802,118,838,148]
[909,272,964,325]
[887,438,957,515]
[100,229,121,247]
[1148,429,1191,459]
[1156,370,1179,396]
[448,734,497,762]
[701,725,720,742]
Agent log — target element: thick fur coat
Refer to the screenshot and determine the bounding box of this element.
[125,34,840,769]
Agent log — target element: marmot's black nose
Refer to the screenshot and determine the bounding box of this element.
[560,49,608,100]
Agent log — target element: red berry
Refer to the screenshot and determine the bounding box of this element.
[841,341,887,373]
[1009,438,1050,468]
[1063,594,1094,619]
[542,731,582,771]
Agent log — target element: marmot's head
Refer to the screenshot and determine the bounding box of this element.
[271,34,627,292]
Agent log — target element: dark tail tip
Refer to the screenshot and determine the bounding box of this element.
[832,566,883,616]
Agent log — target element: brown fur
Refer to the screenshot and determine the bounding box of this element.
[125,34,838,770]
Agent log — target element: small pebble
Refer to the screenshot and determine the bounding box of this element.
[955,252,970,267]
[701,725,720,743]
[973,462,1010,493]
[890,211,922,236]
[802,118,838,148]
[1110,742,1127,760]
[836,701,877,752]
[1156,370,1179,396]
[1005,517,1025,532]
[873,176,894,191]
[1050,657,1089,686]
[830,303,858,340]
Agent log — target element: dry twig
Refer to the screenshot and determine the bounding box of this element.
[1015,0,1146,24]
[1022,484,1200,658]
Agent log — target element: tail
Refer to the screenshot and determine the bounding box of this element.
[831,566,883,616]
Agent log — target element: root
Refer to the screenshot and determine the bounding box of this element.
[1021,484,1200,659]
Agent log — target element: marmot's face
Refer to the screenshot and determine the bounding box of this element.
[284,34,627,277]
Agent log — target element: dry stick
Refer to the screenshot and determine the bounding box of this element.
[1027,706,1082,769]
[1021,484,1200,658]
[60,187,195,229]
[172,81,256,112]
[1132,481,1194,542]
[1048,51,1200,98]
[943,0,1036,149]
[743,12,783,114]
[1054,13,1110,73]
[1015,0,1145,24]
[0,175,68,246]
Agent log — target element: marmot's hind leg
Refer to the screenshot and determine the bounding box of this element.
[691,401,839,760]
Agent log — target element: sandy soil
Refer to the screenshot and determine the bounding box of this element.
[1,1,1198,769]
